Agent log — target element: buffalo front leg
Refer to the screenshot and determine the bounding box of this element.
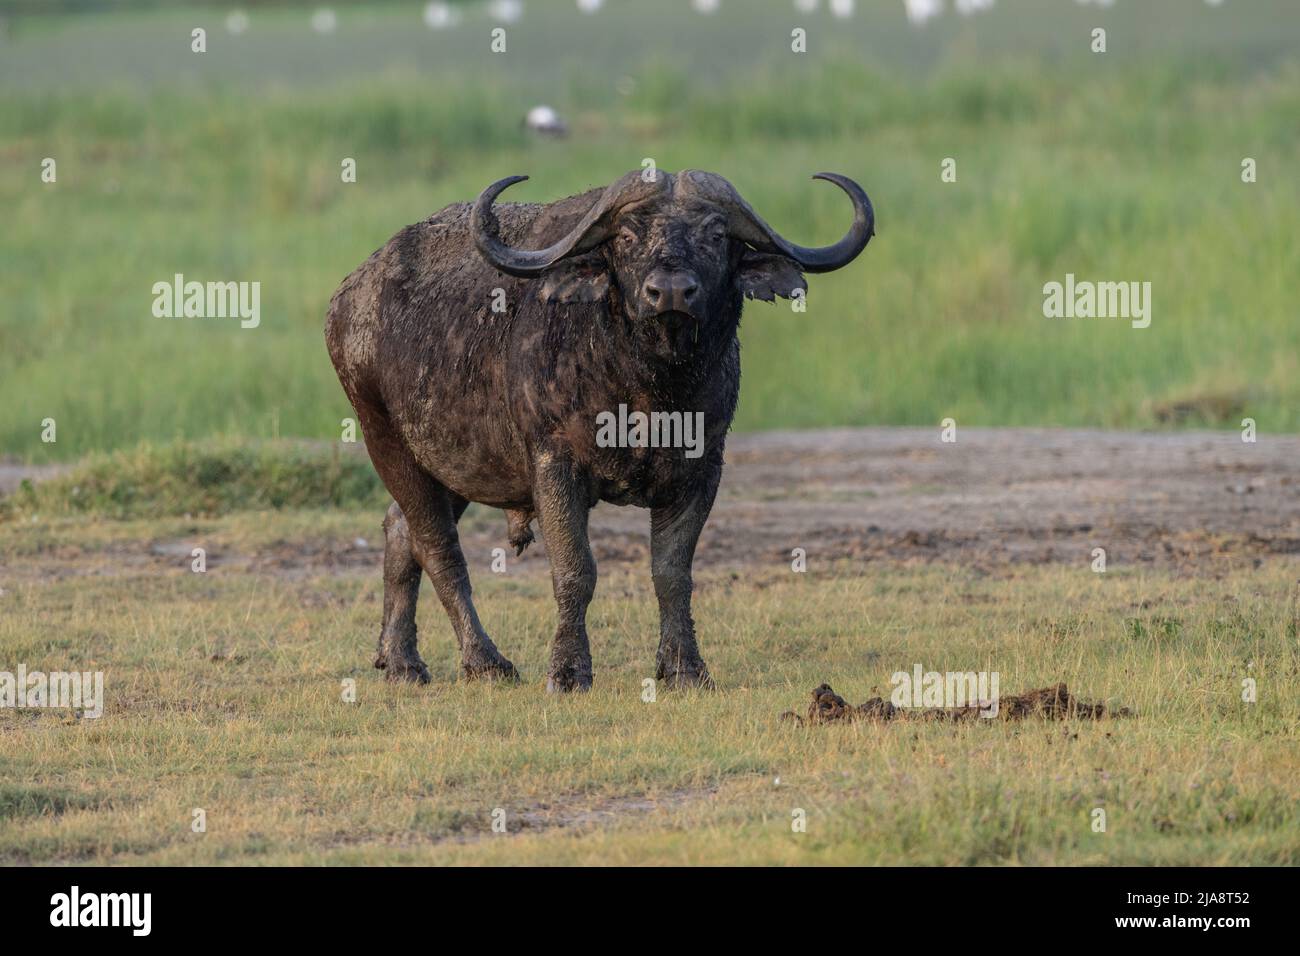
[650,460,721,689]
[534,454,596,693]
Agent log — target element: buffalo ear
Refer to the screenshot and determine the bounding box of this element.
[540,255,611,304]
[735,251,807,302]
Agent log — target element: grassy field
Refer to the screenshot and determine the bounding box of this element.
[1,503,1297,865]
[3,0,1300,461]
[2,1,1299,868]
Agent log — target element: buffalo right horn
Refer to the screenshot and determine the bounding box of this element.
[471,170,666,278]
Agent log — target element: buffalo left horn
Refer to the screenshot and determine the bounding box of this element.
[681,170,875,274]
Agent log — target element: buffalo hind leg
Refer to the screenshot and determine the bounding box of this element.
[534,454,595,693]
[359,407,517,684]
[650,456,721,689]
[375,500,430,683]
[375,497,473,682]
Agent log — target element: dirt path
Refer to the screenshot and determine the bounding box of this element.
[576,427,1300,572]
[200,426,1300,574]
[4,428,1298,577]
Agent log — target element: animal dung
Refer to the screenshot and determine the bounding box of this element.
[781,682,1132,726]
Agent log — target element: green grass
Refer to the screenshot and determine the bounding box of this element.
[1,508,1296,864]
[2,438,386,519]
[2,1,1299,461]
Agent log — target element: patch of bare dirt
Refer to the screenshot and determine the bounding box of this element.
[430,427,1299,575]
[503,427,1299,573]
[5,427,1299,580]
[683,427,1299,571]
[0,459,66,496]
[780,681,1132,725]
[325,786,719,849]
[507,786,716,834]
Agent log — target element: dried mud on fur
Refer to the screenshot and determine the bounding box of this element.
[780,682,1133,726]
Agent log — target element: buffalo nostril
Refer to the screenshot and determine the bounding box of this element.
[643,271,700,314]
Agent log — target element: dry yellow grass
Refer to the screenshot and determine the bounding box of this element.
[1,510,1296,865]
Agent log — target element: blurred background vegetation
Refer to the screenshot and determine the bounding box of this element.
[2,0,1298,461]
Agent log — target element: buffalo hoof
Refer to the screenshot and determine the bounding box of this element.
[661,667,715,690]
[461,656,520,683]
[380,658,432,685]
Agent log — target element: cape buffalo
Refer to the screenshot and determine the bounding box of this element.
[325,169,874,692]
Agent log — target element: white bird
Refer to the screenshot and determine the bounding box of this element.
[524,105,569,138]
[310,8,337,34]
[489,0,525,23]
[423,2,461,29]
[904,0,943,27]
[904,0,946,26]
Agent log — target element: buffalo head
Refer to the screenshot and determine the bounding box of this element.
[470,169,874,357]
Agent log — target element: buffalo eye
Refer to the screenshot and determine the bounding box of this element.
[617,226,638,246]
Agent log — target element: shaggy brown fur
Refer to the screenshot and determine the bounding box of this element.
[326,170,873,691]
